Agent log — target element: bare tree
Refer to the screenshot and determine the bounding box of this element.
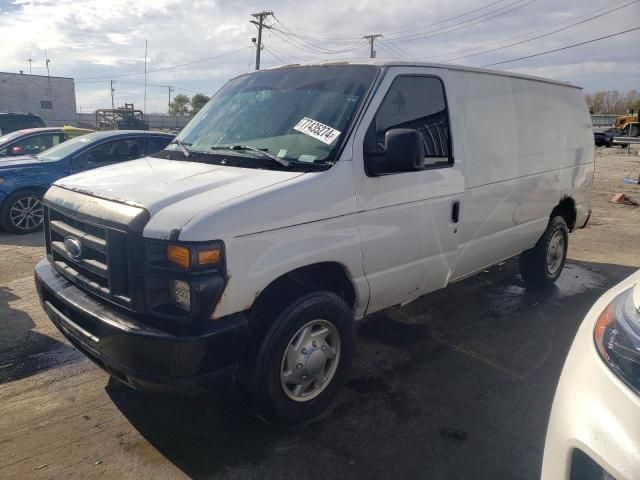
[585,89,640,114]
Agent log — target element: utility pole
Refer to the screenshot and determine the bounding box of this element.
[168,86,174,114]
[44,50,50,76]
[143,39,148,116]
[363,34,383,59]
[250,10,273,70]
[27,59,32,74]
[110,80,115,110]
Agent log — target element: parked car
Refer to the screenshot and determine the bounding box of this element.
[593,127,622,147]
[0,126,94,157]
[542,269,640,480]
[0,130,173,233]
[613,122,640,148]
[0,112,45,135]
[34,61,594,426]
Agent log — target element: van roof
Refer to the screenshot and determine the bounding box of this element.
[260,59,583,90]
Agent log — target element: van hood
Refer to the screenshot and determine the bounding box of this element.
[54,156,305,223]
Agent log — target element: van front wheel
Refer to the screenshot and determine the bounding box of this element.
[519,216,568,288]
[237,291,355,426]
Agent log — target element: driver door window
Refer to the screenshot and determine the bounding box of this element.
[71,138,144,172]
[371,76,451,172]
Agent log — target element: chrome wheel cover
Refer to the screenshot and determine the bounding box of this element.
[546,229,565,275]
[280,319,341,402]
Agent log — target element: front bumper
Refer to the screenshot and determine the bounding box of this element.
[541,270,640,480]
[35,258,248,393]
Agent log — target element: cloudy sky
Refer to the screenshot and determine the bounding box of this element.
[1,0,638,113]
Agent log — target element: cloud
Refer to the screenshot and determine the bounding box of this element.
[1,0,639,112]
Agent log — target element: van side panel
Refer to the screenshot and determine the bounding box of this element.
[447,71,594,280]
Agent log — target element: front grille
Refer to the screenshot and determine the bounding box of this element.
[45,206,131,305]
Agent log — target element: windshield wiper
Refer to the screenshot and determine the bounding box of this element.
[211,144,289,167]
[170,139,192,158]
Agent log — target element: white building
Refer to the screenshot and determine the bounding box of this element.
[0,72,77,126]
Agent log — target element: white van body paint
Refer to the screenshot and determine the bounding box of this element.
[54,60,594,321]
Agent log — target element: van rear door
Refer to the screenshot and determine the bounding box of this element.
[352,67,464,314]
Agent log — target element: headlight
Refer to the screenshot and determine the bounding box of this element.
[144,239,226,321]
[594,283,640,394]
[169,279,191,311]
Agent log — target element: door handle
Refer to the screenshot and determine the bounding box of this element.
[451,200,460,223]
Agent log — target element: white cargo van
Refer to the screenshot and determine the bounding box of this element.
[35,60,594,425]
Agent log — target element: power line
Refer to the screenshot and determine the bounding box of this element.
[482,26,640,67]
[375,41,401,59]
[429,0,639,61]
[269,16,367,54]
[76,79,198,94]
[441,0,640,62]
[263,45,287,64]
[385,0,537,43]
[382,0,509,37]
[76,46,253,80]
[266,28,356,56]
[265,43,309,61]
[378,38,412,58]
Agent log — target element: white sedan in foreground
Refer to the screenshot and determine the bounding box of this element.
[542,269,640,480]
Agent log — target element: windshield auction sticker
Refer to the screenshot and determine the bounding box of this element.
[294,117,341,145]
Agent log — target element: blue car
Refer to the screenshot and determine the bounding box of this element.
[0,130,173,233]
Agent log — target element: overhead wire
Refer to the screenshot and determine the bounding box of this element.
[375,41,401,59]
[384,0,538,43]
[263,45,288,64]
[76,46,253,80]
[440,0,640,62]
[378,39,411,58]
[267,19,367,55]
[267,26,366,56]
[481,26,640,67]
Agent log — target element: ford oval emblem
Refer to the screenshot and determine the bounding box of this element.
[63,236,83,260]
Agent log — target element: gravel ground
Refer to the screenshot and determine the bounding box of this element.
[0,146,638,479]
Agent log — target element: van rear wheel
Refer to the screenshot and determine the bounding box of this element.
[236,291,355,426]
[519,216,568,288]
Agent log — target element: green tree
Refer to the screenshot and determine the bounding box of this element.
[190,93,211,114]
[169,94,190,116]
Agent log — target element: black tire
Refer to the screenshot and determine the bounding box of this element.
[237,291,355,426]
[1,188,45,234]
[519,216,568,288]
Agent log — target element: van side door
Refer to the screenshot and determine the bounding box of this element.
[352,68,464,314]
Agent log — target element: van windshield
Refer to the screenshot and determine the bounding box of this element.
[167,65,378,166]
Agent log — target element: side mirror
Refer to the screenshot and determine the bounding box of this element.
[10,146,24,156]
[366,128,425,176]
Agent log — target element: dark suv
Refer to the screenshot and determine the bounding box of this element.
[0,113,46,135]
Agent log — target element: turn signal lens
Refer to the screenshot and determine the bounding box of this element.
[594,303,615,361]
[198,248,220,266]
[167,245,190,269]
